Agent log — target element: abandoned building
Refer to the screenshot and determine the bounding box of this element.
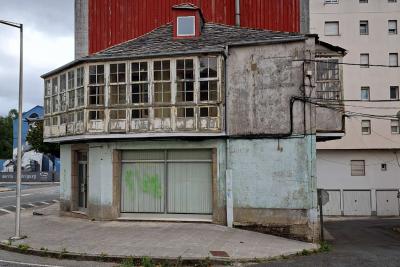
[41,3,345,241]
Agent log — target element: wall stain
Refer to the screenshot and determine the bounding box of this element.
[124,169,162,199]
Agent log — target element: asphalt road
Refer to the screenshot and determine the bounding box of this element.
[0,184,59,216]
[256,218,400,267]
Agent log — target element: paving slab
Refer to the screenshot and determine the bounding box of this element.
[0,204,316,261]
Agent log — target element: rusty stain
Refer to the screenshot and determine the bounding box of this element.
[209,250,230,257]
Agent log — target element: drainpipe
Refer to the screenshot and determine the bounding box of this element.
[224,45,233,228]
[235,0,240,26]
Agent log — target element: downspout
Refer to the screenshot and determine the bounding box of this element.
[224,45,233,228]
[235,0,240,26]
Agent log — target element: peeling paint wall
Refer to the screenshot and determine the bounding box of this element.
[60,144,72,209]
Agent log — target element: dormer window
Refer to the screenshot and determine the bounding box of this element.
[177,16,195,36]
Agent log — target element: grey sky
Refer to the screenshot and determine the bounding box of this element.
[0,0,74,116]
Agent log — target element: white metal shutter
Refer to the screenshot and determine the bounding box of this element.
[343,190,372,216]
[376,190,400,216]
[323,190,341,216]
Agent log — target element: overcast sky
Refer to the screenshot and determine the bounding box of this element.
[0,0,74,116]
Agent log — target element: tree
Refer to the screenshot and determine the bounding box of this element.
[26,120,60,158]
[0,109,17,159]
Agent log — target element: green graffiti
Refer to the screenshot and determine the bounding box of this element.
[140,174,162,199]
[123,169,162,199]
[124,169,134,192]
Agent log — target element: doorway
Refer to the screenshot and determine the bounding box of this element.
[77,151,88,211]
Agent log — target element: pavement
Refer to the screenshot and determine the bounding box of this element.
[255,218,400,267]
[0,204,316,263]
[0,184,59,216]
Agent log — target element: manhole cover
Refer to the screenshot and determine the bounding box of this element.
[209,251,230,257]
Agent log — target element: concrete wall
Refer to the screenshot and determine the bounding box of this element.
[226,41,316,137]
[75,0,88,59]
[60,144,72,211]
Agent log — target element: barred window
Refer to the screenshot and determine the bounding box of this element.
[176,59,194,102]
[199,57,218,102]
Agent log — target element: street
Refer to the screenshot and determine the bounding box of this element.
[0,184,59,216]
[256,218,400,267]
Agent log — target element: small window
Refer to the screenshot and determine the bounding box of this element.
[132,108,149,119]
[360,20,369,35]
[361,120,371,135]
[381,163,387,171]
[359,0,368,3]
[360,53,369,67]
[177,16,195,36]
[390,86,399,100]
[324,21,339,36]
[89,110,104,120]
[351,160,365,176]
[361,86,370,100]
[389,53,398,67]
[391,120,399,134]
[388,20,397,34]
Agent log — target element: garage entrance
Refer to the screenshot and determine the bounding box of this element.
[376,190,400,216]
[120,149,212,215]
[343,190,372,216]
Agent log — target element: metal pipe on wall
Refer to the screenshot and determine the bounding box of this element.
[235,0,240,26]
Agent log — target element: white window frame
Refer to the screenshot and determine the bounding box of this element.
[177,16,196,37]
[390,86,399,100]
[131,61,149,105]
[360,53,369,68]
[361,86,370,101]
[391,119,400,134]
[389,53,398,67]
[388,20,397,34]
[361,120,371,135]
[359,20,369,35]
[324,21,339,36]
[109,62,127,106]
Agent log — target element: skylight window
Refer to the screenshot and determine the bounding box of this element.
[177,16,195,36]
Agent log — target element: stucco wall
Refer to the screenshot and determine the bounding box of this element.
[60,144,72,210]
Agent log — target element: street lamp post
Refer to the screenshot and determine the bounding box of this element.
[0,19,24,240]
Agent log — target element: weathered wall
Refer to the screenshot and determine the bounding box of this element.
[316,107,343,133]
[226,41,315,136]
[60,144,72,211]
[75,0,88,58]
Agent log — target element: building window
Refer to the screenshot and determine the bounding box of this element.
[316,59,341,100]
[76,67,84,107]
[381,163,387,171]
[177,16,195,36]
[110,63,127,105]
[200,57,218,102]
[360,20,369,35]
[351,160,365,176]
[325,0,338,3]
[177,107,194,118]
[361,120,371,135]
[391,119,400,134]
[361,87,370,100]
[324,21,339,36]
[59,73,67,112]
[88,110,104,120]
[51,77,58,95]
[44,98,51,114]
[154,107,171,118]
[200,106,218,118]
[359,0,368,3]
[76,110,84,122]
[45,79,51,97]
[67,112,75,124]
[389,20,398,34]
[389,53,398,67]
[388,0,397,3]
[67,70,75,109]
[132,108,149,119]
[153,60,171,103]
[110,109,126,120]
[390,86,399,100]
[131,61,149,104]
[88,65,105,106]
[52,116,59,126]
[176,59,194,102]
[360,53,369,67]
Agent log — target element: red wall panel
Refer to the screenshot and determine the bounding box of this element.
[88,0,300,54]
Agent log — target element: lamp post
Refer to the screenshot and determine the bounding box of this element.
[0,19,24,240]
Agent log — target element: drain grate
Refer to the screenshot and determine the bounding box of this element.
[209,250,230,257]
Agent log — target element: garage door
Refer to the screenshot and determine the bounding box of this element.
[121,149,212,214]
[343,190,371,216]
[323,190,341,216]
[376,190,399,216]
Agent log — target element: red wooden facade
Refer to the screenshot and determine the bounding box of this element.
[88,0,301,54]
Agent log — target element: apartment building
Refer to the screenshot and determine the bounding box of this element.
[311,0,400,216]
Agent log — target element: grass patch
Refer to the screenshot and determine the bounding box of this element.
[17,243,30,251]
[119,257,136,267]
[318,241,332,252]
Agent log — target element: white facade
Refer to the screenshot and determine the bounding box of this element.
[311,0,400,216]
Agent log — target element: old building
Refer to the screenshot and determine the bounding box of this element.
[42,3,344,241]
[311,0,400,217]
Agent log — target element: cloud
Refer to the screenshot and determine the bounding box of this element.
[0,0,74,116]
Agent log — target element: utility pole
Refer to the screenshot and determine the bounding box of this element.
[0,19,24,240]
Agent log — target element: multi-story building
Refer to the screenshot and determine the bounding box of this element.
[311,0,400,216]
[42,2,345,241]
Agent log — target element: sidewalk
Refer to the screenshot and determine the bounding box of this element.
[0,204,316,262]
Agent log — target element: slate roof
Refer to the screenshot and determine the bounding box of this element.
[42,23,305,78]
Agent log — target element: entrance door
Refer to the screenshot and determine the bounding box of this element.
[77,152,88,210]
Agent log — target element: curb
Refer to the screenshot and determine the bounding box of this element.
[0,241,317,265]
